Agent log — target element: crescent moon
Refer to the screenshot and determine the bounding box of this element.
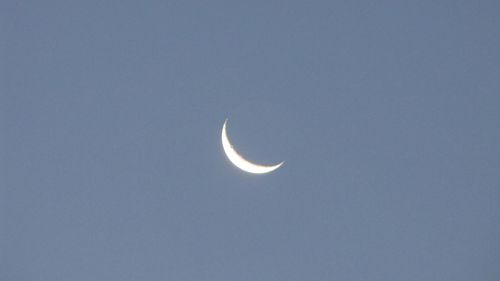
[221,119,284,174]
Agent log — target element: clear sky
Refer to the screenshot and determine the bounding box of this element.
[2,1,499,280]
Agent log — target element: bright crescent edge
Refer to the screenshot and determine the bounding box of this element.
[221,119,284,174]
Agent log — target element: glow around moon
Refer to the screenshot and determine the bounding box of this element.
[221,119,284,174]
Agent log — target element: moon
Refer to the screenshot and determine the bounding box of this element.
[221,119,284,174]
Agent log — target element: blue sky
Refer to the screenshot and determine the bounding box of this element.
[2,1,499,280]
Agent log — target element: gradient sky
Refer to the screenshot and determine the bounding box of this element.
[2,1,500,280]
